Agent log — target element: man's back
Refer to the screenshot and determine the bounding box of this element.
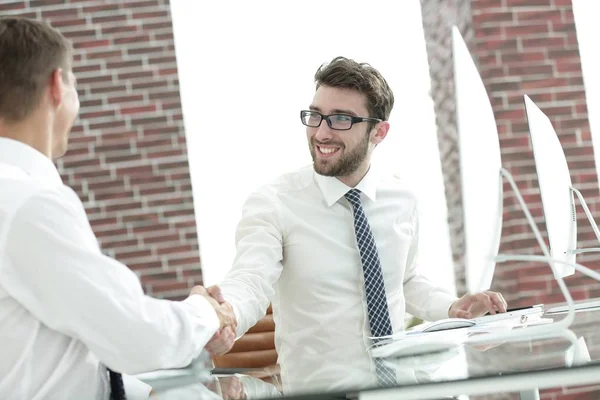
[0,137,223,400]
[0,139,108,399]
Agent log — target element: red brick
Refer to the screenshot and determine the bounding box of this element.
[73,64,102,74]
[548,48,582,59]
[63,29,98,39]
[0,2,26,11]
[554,89,586,101]
[556,60,584,74]
[132,11,170,19]
[501,51,546,63]
[113,34,152,45]
[127,45,166,56]
[516,10,561,22]
[41,7,80,19]
[86,49,123,60]
[101,238,139,249]
[105,201,145,213]
[79,110,117,120]
[127,0,162,7]
[131,80,169,90]
[90,84,128,95]
[155,32,174,41]
[75,39,111,50]
[30,0,63,6]
[107,94,145,104]
[78,74,114,85]
[102,24,139,34]
[507,0,551,5]
[507,64,553,76]
[49,18,88,28]
[141,21,173,30]
[149,90,181,101]
[521,77,569,90]
[88,120,127,131]
[505,23,550,36]
[79,99,103,108]
[106,60,144,69]
[146,281,190,293]
[81,3,122,13]
[147,55,177,65]
[92,14,128,24]
[120,104,158,115]
[117,70,155,80]
[155,245,195,255]
[143,234,180,244]
[521,36,565,48]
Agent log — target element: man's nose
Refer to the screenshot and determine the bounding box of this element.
[314,119,334,142]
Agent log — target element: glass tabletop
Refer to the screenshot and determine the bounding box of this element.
[144,305,600,399]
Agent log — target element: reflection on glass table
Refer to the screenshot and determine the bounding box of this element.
[139,308,600,400]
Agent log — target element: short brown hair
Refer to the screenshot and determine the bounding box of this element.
[314,56,394,121]
[0,17,72,123]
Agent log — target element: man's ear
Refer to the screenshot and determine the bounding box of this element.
[371,121,390,145]
[49,68,65,107]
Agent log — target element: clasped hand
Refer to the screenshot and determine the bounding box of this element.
[189,285,237,355]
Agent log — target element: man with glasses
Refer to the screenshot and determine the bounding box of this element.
[208,57,507,392]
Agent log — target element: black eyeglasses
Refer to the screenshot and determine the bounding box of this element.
[300,110,382,131]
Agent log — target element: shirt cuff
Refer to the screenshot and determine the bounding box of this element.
[182,294,220,334]
[218,290,245,339]
[427,293,459,321]
[122,374,153,400]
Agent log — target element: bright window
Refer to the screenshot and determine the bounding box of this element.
[171,0,455,294]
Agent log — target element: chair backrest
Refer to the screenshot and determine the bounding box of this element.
[213,305,277,369]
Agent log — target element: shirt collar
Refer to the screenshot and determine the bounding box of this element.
[314,164,379,207]
[0,137,62,184]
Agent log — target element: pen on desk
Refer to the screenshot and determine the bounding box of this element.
[211,368,258,375]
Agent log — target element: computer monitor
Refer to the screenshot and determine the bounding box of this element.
[452,27,504,293]
[523,95,577,277]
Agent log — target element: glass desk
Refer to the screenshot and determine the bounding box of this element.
[140,305,600,400]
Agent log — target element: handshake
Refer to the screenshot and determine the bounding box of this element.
[189,285,237,356]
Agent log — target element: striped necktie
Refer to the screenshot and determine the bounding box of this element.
[344,189,396,386]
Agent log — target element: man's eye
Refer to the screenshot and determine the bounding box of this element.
[332,115,352,122]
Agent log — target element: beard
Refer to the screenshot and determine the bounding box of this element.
[309,130,370,177]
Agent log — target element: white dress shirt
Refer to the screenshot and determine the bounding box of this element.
[0,138,220,400]
[219,164,457,393]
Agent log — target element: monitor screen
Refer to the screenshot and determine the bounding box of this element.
[524,95,576,277]
[452,26,504,292]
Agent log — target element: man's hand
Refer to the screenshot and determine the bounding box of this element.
[190,285,237,355]
[189,285,237,331]
[205,325,236,356]
[218,376,247,400]
[448,291,507,319]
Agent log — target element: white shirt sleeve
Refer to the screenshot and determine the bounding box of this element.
[218,190,284,337]
[122,374,153,400]
[403,207,457,321]
[1,185,219,375]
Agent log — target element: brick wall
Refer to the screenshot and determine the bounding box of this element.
[420,0,600,307]
[421,0,600,399]
[470,0,600,309]
[1,0,202,300]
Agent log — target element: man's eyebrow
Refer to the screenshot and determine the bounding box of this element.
[308,106,358,116]
[331,109,357,116]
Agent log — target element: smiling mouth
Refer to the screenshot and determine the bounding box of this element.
[316,145,340,157]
